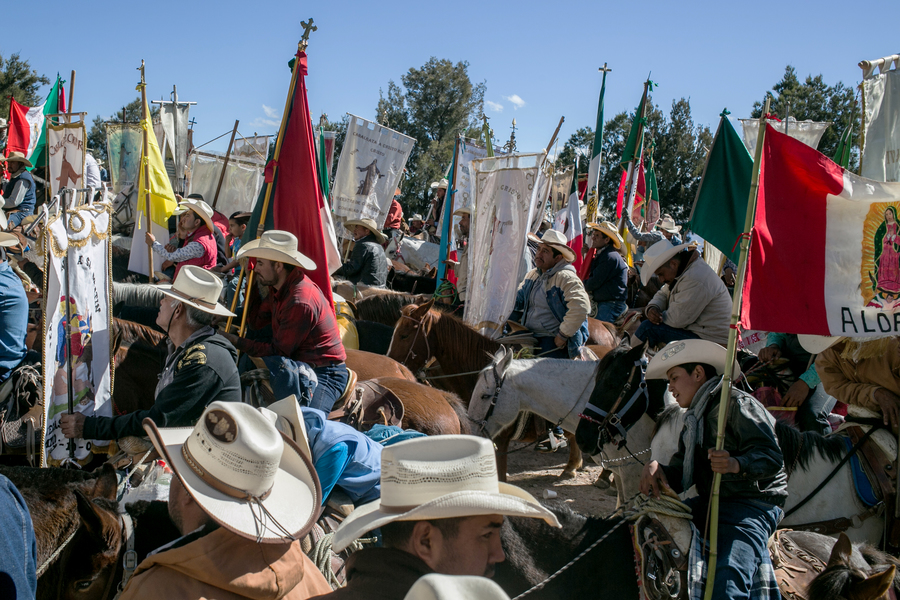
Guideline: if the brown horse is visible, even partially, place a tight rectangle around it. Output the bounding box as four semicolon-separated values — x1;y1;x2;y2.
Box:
387;300;606;479
587;318;619;347
351;292;442;327
110;318;168;416
345;349;416;382
369;377;470;435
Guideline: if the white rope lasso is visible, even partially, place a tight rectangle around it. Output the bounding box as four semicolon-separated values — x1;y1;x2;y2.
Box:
599;447;651;467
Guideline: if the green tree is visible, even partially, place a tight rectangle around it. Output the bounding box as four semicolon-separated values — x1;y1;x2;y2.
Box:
0;53;50;120
87;98;158;163
376;58;486;214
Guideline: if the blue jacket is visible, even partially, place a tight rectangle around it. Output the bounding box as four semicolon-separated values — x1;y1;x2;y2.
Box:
0;262;28;382
2;171;36;229
583;246;628;304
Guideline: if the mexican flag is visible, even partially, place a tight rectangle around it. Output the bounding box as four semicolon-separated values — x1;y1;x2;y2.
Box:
6;76;65;169
584;69;608;223
554;162;583;272
741;125;900;338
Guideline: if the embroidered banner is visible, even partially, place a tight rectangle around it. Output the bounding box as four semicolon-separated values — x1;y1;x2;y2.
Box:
186;151;264;218
47;122;86;196
105;123;143;194
861;67;900;182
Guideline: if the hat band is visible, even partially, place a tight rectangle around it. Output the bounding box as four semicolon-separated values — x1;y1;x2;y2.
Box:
379;502;423;514
168;287;219;310
181;441;274;502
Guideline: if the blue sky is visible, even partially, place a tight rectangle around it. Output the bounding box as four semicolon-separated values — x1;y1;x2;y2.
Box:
4;0;894;158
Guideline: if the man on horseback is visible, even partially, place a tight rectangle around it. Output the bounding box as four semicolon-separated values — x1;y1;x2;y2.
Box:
144;197;219;279
633;240;731;347
640;339;787;600
582;222;628;322
60;266;241;441
319;436;560;600
333;218;389;287
0;228;28;384
222;230;349;413
1;152;37;229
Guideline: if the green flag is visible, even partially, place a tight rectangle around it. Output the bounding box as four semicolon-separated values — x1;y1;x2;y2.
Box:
28;75;64;171
689;112;752;264
620;84;648;167
645;146;660;224
832;124;853;169
317;126;331;201
586;69;608;193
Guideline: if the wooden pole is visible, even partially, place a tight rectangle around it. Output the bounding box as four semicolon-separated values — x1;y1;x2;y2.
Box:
617;80;650;254
139;60;155;283
703;97;770;600
67;70;75;123
212;119;239;210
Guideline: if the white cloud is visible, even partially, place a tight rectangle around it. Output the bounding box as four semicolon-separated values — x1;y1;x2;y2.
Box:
505;94;526;109
485;100;504;113
262;104;279;118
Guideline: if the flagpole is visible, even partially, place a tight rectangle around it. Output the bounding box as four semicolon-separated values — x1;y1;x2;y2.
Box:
586;63;611;224
703;97;770;600
436;135;461;282
139;61;155;284
617;79;650;237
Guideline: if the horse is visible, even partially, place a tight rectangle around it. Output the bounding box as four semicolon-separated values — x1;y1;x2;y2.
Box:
368;377;470;435
345;349;416;381
110;317;168;417
352;292;441;327
353;320;395;355
387;268;437;295
809;532;899;600
576;343;886;545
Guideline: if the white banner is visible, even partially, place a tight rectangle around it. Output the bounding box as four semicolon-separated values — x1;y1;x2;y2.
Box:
42;203;113;466
862;68;900;183
464;153;544;337
186;151;264;218
437;139;490;251
530;166;551;233
331;115;415;232
549;167;574;216
740;117;830;154
233;135;269;162
105;123;142;194
159;103;191;187
47;122;86;197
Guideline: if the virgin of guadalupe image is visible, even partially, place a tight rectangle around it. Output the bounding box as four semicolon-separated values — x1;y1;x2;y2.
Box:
868;206;900;308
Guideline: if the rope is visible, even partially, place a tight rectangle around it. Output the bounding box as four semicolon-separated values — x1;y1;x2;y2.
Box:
599;447;651;466
433;280;458;305
421;368;485;381
309;531;376;589
36;527;78;577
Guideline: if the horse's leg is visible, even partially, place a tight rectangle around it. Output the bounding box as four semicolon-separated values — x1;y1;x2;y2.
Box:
560;431;582;479
494;425;516;483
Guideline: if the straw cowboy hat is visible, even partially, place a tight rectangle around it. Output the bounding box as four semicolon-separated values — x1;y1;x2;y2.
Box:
237;230;317;270
0;231;17;248
173;197;216;235
797;334;842;355
344;218;387;244
453;205;472;217
263;395;312;462
143;401;321;543
332;435;560;552
658;216;682;234
403;574;511;600
1;151;33;169
157;265;236;317
646;339;742;381
430;179;449;190
409;213;424;222
528;229;575;263
586;221;623;249
640;240;691;286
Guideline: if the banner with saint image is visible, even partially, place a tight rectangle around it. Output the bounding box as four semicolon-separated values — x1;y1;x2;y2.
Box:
47;121;86;196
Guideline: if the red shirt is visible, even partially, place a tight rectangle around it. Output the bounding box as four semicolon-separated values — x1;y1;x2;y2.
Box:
383;199;403;230
236;268;346;367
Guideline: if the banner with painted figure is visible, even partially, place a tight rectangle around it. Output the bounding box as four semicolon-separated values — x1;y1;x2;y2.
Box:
159;104;191;189
331;115;415;235
47;122;86;196
105;123;142;194
465;153;543;337
740;116;830;154
42;203;113;466
861;66;900;182
187;151;264;218
550;167;574;216
233;135;270;162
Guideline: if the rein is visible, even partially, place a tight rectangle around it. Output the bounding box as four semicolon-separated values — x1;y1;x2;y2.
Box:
36;527;78;577
579;358;649;455
398;313;431;367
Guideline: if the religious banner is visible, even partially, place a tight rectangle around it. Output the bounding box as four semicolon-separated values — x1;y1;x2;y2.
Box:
529;167;551;233
233;134;270;162
438;138;490;252
550;167;574;216
742;126;900;338
187;151;264;218
861;66;900;182
740;116;830;154
105;123;142;194
47;121;86;196
465;153;543;337
42;203;113;466
331;115;415;235
316;130;337;180
159;103;190;189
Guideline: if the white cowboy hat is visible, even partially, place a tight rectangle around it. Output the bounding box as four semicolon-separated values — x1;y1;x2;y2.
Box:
658;216;682;234
453;205;472;217
0;208;8;231
262;395;312;462
173;198;216;235
332;435;560;552
142;401;321;543
797;334;842;355
0;232;17;247
1;151;33;169
157;265;236;317
528;229;575;263
586;221;623;250
403;574;511;600
410;213;424;222
640;240;690;286
646;339;741;381
430;179;449;190
344;218;387;244
238;230;317;270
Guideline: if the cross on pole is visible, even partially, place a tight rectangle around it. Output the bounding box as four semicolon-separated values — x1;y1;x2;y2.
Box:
599;62;612;75
188;117;197;130
300;18;317;50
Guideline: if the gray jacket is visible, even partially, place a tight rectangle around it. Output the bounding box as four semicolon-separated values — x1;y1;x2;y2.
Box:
334;234;389;287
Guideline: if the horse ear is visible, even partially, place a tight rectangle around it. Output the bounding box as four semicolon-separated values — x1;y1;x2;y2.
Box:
89;463;119;501
345;300;359;320
74;490;117;548
827;532;854;569
849;564;895;600
411;300;433;320
500;346;514;373
625;341;646;363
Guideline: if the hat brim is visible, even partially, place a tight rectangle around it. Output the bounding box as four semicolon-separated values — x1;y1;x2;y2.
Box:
237;239;317;271
660;224;682;233
641;242;690;287
333;484;561;552
587;224;622;249
530;235;575;263
797;334;842;355
1;155;33;168
646;340;741;381
453;207;472;217
157;285;236;317
344;220;387;244
143;418;321;543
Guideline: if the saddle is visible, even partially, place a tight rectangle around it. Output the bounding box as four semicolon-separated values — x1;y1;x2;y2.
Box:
0;363;43;464
632;515;689;600
769;529;830;600
329;380;404;432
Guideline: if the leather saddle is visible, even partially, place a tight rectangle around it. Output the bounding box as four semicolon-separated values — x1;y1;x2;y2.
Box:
329;380;404;432
0;362;43;463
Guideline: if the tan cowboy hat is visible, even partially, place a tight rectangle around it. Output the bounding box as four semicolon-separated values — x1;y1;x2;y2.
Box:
430;179;449;190
658;216;682;234
586;221;623;249
157;265;236;317
646;339;741;381
453;205;472;217
173;198;216;235
1;151;33;169
344;218;387;244
528;229;575;263
143;401;321;543
797;334;842;355
332;435;560;552
238;230;317;270
404;574;511;600
262;395;312;462
640;240;690;286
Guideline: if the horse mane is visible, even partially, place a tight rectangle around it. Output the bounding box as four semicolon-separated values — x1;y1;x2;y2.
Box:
651;403;685;440
774;421;845;472
428;308;501;373
355;293;429;326
112;317;166;348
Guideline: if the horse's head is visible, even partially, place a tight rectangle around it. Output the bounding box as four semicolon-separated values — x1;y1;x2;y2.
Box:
575;341;650;456
808;533;897;600
468;347;516;438
386;299;437;373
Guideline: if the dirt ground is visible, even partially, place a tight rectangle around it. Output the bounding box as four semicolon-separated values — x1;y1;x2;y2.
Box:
505;441;619;517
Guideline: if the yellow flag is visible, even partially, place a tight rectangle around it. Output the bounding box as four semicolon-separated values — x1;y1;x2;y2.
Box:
136;94;176;227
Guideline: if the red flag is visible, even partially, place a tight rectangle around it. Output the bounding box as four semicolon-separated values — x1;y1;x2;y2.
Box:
615;169;627;219
6;99;33;156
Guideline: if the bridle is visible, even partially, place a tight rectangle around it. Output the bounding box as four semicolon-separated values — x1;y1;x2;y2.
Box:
579;357;649;455
397;312;432;367
476;360;507;435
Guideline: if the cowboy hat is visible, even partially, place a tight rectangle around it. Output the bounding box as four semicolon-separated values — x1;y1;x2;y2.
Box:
262;395;312;462
430;179;449;190
453;205;472;217
646;339;741;381
586;222;623;249
0;232;19;248
344;218;387;244
173;197;216;235
409;213;424;222
332;435;560;552
1;151;33;169
797;334;842;355
143;401;321;543
157;265;236;317
403;574;511;600
640;240;690;287
658;216;682;234
238;230;317;270
528;229;575;263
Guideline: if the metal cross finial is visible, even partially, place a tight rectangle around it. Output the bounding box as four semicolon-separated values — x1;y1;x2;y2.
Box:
188;117;197;130
319;113;328;128
301;19;317;43
599;62;612;73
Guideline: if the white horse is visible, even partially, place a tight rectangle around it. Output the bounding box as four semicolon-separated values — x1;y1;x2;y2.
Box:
385;235;440;272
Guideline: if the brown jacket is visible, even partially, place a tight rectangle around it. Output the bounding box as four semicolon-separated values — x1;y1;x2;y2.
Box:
118;526;332;600
311;548;433;600
816;338;900;412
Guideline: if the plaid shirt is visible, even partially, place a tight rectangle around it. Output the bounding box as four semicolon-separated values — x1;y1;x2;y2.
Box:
235;268;346;367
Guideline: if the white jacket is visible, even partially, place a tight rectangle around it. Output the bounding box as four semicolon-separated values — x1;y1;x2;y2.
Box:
646;257;731;344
